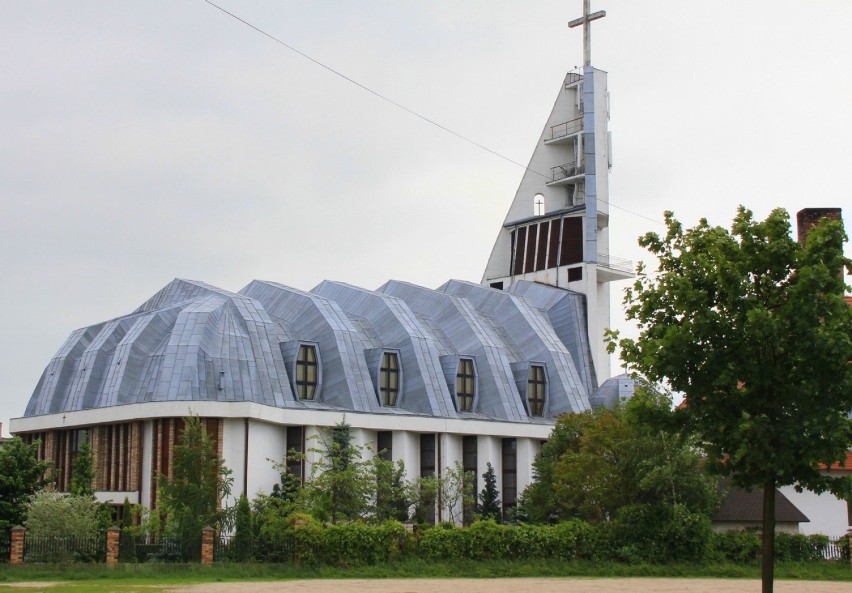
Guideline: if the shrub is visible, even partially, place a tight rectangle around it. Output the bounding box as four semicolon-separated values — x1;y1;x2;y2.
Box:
708;529;761;563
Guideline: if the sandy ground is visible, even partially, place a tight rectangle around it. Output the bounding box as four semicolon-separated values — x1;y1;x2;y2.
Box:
164;579;852;593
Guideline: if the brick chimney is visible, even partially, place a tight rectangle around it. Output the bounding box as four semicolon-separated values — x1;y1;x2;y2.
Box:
796;208;842;244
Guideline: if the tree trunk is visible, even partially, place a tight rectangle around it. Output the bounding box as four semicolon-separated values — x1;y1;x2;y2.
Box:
761;479;776;593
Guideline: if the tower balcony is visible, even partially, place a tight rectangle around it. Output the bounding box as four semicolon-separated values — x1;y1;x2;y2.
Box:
544;117;583;145
546;162;584;186
596;253;634;282
564;71;583;87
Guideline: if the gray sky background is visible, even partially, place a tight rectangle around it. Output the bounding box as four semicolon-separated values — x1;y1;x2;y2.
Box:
2;1;850;434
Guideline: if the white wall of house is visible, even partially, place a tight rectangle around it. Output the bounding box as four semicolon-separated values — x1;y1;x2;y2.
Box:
779;485;850;537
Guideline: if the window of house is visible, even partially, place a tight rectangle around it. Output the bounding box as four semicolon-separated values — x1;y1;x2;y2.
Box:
502;438;517;518
295;345;319;400
379;351;400;406
377;431;393;461
456;358;475;412
533;193;545;216
528;365;546;416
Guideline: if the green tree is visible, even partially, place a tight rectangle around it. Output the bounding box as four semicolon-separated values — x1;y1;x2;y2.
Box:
611;207;852;591
232;494;253;561
372;456;412;522
25;490;101;539
525;388;717;524
0;437;49;531
438;461;474;525
69;434;95;497
157;414;233;559
478;462;501;522
300;419;372;523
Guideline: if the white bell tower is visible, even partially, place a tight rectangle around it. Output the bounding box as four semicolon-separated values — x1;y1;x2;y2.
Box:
481;1;632;384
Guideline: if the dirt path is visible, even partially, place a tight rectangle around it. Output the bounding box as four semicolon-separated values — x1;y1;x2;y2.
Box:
165;578;852;593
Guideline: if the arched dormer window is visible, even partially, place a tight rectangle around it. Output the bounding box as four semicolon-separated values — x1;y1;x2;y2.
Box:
295;344;319;400
527;364;546;416
379;351;400;406
456;358;475;412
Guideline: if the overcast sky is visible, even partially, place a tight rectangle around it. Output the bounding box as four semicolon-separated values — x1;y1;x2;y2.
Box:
2;1;850;434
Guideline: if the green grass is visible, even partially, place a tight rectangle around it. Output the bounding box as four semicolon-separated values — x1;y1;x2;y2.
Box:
0;559;849;588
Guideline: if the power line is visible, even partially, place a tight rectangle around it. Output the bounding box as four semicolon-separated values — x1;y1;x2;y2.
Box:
202;0;664;227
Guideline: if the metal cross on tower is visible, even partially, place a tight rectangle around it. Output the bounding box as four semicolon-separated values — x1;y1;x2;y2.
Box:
568;0;606;67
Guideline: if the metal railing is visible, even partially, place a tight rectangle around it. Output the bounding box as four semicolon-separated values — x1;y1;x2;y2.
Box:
0;530;9;563
597;253;633;274
215;534;295;563
564;71;583;86
550;162;583;182
119;533;191;563
548;117;583;141
24;534;105;563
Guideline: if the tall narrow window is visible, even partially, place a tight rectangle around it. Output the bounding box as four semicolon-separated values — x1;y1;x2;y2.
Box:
377;431;393;461
502;438;517;518
528;365;546;416
456;358;475;412
286;426;304;482
295;345;318;400
533;193;545;216
379;352;400;406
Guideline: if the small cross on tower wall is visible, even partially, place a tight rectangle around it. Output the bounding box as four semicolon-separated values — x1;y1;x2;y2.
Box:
568;0;606;67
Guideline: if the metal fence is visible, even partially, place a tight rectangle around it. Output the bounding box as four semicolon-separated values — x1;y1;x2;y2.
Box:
0;530;9;563
215;534;295;563
24;534;105;563
119;533;195;563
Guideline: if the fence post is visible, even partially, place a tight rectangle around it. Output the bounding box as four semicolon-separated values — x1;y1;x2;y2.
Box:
105;526;121;565
10;526;25;565
201;526;214;565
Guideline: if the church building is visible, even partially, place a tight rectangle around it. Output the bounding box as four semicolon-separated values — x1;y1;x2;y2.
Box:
10;3;633;521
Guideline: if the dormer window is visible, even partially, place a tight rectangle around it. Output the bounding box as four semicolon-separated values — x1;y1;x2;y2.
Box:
295;345;319;400
456;358;475;412
528;365;546;416
379;351;400;406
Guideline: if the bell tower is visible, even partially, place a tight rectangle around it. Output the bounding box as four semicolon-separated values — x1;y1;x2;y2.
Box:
481;1;632;383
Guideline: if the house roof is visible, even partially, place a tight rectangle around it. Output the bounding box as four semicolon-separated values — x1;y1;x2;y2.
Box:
819;451;852;471
713;479;809;524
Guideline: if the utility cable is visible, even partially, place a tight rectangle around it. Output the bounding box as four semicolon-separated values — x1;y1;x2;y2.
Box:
202;0;664;227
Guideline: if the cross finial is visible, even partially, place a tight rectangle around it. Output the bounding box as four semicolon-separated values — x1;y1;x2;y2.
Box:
568;0;606;67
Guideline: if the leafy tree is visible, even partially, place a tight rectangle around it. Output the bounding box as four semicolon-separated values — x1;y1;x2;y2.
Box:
611;207;852;592
372;456;412;522
411;475;438;525
25;490;101;539
69;434;95;497
157;414;233;559
0;437;49;531
478;462;501;522
437;461;474;525
523;387;718;527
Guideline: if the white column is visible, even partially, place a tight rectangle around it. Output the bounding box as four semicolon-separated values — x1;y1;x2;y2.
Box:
393;431;420;481
140;420;153;508
221;418;247;504
304;425;324;480
477;435;502;498
516;438;540;496
245;420;287;499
